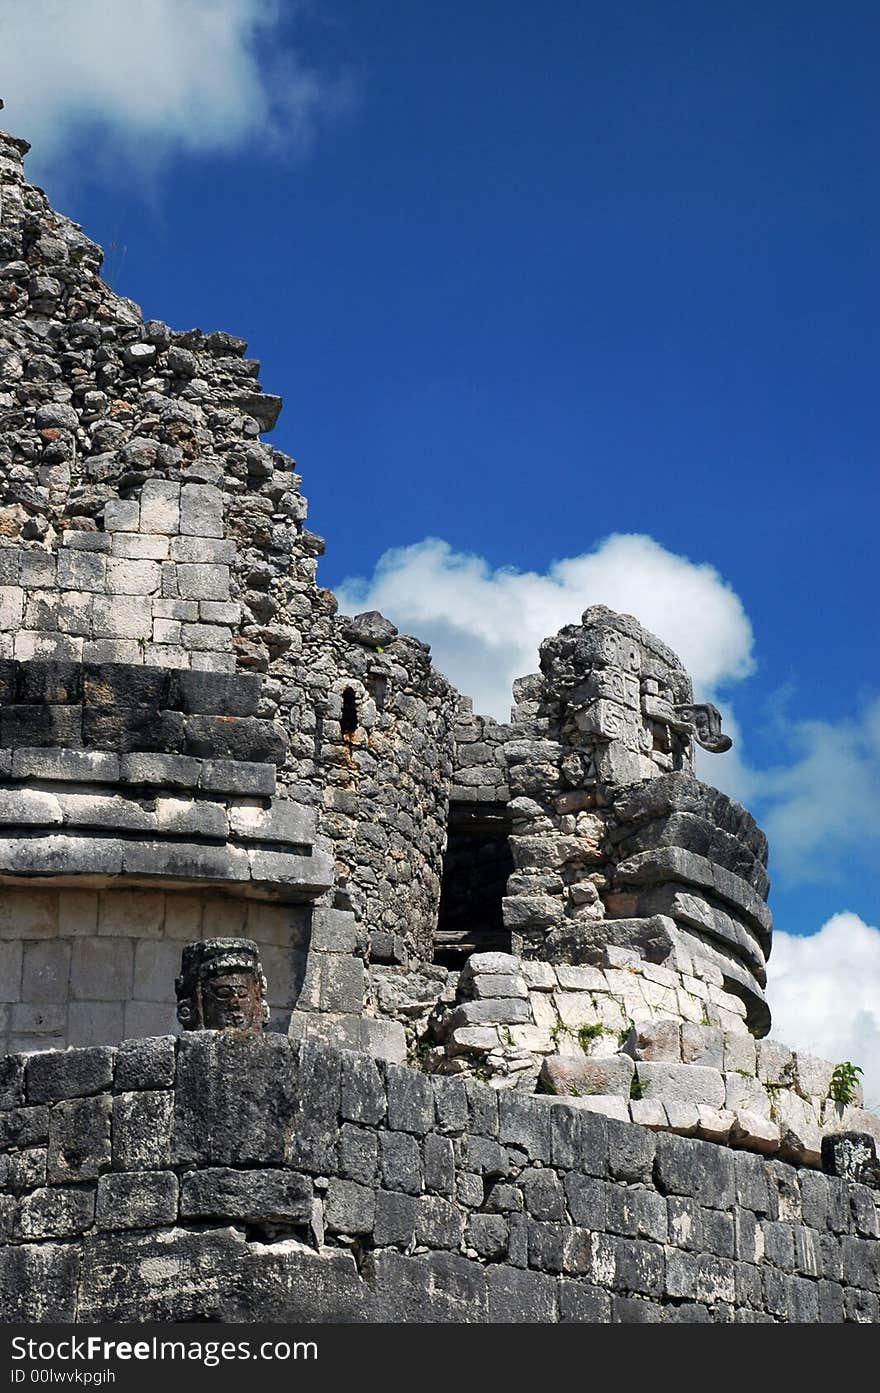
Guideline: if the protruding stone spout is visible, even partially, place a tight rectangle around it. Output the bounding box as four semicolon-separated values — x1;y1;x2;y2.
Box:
674;702;733;753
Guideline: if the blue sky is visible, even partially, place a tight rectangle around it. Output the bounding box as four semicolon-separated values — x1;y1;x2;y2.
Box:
2;1;878;1087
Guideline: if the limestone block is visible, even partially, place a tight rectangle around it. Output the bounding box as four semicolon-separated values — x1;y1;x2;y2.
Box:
447;1026;500;1056
26;1046;115;1103
724;1071;770;1116
111;532;169;560
554;992;603;1030
181;622;231;651
104;499;140;532
132;940;184;1003
91;594;152;639
19;553;56;588
96;1172;178;1231
791;1051;834;1103
530;992;559;1031
774;1090;823;1166
680;1023;723;1069
694;1105;734;1143
139;481;180;534
56;792;156;833
154;598;199;620
757;1039;795;1086
0;586;23;631
189;652;235;672
152;619;181;645
729;1110;780;1154
163;895;202;940
21;940;71;1005
83;639;143;665
0;941;23;1002
228;800;315;845
471;974;529;1000
0;888;59;939
18;1187;94;1241
723;1029;756;1075
56;550;106;592
199;601;240;624
555;964;607;992
0;787;62;827
539;1053;634;1098
143;644;190;668
155;796;227;839
13;749;120;787
180;483;223;538
622;1018;681;1062
98;890;165;939
565;1094;630;1122
180;1168;311;1224
47;1094;111;1182
629;1098;669;1130
177;564;230;601
14;632;83;663
172;1032;298;1166
635;1062;725;1109
112;1090;174;1170
106;558;161;596
169;536;235;563
463;951;521;977
661;1101;701;1136
360;1016;407;1064
520;961;556;991
69;939;133;1001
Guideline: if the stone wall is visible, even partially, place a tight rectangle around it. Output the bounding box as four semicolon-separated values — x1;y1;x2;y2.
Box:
0;887;310;1053
0;1033;877;1323
0;127;460;965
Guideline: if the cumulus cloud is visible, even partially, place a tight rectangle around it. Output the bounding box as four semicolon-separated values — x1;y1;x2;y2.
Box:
768;913;880;1109
0;0;353;174
336;533;755;719
754;700;880;885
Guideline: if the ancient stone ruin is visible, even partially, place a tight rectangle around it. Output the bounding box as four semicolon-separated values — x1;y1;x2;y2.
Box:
0;125;878;1323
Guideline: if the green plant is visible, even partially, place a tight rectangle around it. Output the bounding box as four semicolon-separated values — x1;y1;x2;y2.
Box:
617;1022;634;1049
829;1061;863;1106
630;1075;645;1101
577;1021;607;1052
549;1020;566;1049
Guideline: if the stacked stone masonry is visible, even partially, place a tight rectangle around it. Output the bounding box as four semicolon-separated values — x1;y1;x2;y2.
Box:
1;1035;878;1323
1;123;878;1323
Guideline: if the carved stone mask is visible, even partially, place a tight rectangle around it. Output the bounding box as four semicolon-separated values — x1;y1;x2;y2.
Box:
175;937;270;1033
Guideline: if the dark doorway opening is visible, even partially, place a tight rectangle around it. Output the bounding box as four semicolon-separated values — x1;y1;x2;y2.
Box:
434;801;514;968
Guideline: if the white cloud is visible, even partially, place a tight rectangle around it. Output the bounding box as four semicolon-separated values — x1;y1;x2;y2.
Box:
336;533;755;720
0;0;352;173
768;913;880;1110
754;701;880;885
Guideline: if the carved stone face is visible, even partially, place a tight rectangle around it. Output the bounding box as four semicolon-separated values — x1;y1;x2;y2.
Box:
200;969;265;1032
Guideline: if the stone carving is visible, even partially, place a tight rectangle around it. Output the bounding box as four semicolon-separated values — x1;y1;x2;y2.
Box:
674;702;733;753
175;938;270;1033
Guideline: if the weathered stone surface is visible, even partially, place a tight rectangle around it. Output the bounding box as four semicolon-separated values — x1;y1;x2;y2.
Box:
173;1031;297;1165
27;1046;115;1103
180;1168;312;1224
112;1090;174;1171
636;1062;726;1110
540;1054;635;1098
96;1171;179;1231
